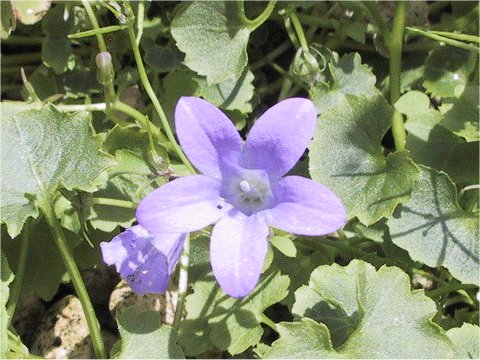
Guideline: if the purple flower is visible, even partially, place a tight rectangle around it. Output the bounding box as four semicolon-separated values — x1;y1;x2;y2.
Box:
136;97;347;298
100;225;185;295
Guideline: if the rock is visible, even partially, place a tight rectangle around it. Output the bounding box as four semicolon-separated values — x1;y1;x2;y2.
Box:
31;295;93;359
109;280;177;325
12;293;47;347
82;262;119;307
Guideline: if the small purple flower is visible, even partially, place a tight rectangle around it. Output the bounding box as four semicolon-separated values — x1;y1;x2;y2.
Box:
136;97;347;298
100;225;185;295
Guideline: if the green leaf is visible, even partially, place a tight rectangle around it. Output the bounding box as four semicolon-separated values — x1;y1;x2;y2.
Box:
196;67;255;114
10;0;51;25
309;53;379;113
0;104;114;238
1;1;15;39
171;1;251;84
114;304;185;359
178;267;289;356
1;252;14;358
42;35;73;75
439;85;479;142
309;95;419;225
422;47;476;97
447;323;480;359
2;219;81;301
403;105;479;184
394;90;431;116
388;166;479;285
41;5;74;74
144;43;183;74
270;236;296;258
266;260;454;358
86;126;167;232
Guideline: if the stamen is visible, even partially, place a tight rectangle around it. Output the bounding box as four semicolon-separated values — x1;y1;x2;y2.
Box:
239;180;251;192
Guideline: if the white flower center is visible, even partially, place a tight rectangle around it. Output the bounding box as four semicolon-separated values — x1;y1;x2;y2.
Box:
222;169;274;215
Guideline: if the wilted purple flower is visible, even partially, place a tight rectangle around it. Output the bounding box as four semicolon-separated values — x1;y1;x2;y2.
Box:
100;225;185;295
136;96;347;298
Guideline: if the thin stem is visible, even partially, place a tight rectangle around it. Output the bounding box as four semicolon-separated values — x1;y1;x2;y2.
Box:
294;12;338;30
173;234;190;331
362;1;391;47
136;1;145;45
389;1;407;151
41;203;106;359
55;102;107;112
406;27;480;53
81;0;107;52
6;221;32;324
260;314;277;332
427;283;478;298
68;24;128;39
112;100;168;143
91;197;137;209
242;1;276;31
251;40;291;71
289;11;309;51
126;25;195;174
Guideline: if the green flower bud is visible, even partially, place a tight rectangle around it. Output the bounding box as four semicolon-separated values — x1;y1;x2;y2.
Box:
96;51;115;86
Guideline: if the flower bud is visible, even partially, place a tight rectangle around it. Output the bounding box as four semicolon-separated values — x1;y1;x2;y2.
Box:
95;51;114;86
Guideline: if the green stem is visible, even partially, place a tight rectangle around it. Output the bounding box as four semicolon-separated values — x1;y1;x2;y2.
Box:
173;234;190;331
260;314;277;332
91;197;137;209
427;283;478;298
55;102;107;112
389;1;407;152
81;0;108;52
136;1;145;45
251;40;291;71
68;24;128;39
82;0;117;105
112;100;168;143
126;25;195;174
294;12;338;30
242;1;276;31
289;11;309;51
406;27;480;53
41;203;106;359
6;221;32;324
362;1;391;47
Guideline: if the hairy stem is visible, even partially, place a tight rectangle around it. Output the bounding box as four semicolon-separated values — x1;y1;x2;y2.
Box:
126;25;195;174
389;1;407;151
6;221;32;324
91;197;137;209
173;234;190;331
41;203;106;359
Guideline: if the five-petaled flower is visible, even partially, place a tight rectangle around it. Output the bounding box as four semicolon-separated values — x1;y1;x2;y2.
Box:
132;96;347;298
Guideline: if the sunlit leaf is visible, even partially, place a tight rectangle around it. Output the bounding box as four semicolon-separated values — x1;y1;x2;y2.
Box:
266;260;454;358
171;1;252;84
114;304;185;359
0;104;114;237
388;166;479;285
178;267;289;356
309;95;419;225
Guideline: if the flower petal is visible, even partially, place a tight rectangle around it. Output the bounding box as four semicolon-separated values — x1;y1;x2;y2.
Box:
137;175;232;233
262;176;347;235
241;98;317;178
210;211;269;298
175;96;243;178
100;225;170;295
151;232;186;275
